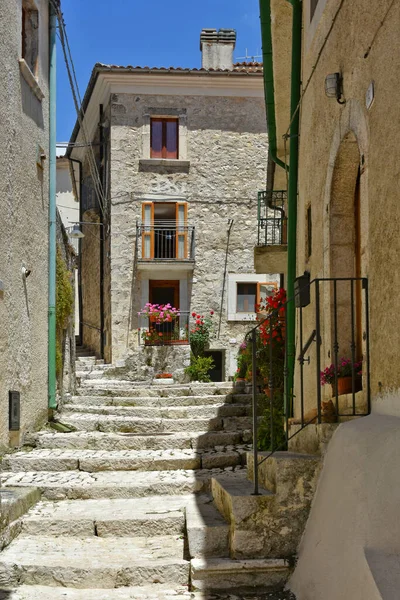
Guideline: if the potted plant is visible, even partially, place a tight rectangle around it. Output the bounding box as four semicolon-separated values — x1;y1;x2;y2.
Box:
139;303;180;345
320;358;363;395
189;311;214;356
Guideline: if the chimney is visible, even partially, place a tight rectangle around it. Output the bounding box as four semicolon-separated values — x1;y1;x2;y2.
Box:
200;28;236;70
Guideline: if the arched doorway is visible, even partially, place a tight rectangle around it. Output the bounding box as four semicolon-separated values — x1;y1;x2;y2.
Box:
329;131;363;362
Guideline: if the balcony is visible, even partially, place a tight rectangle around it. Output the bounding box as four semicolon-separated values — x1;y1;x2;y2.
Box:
138;311;190;346
255;190;288;275
136;222;195;271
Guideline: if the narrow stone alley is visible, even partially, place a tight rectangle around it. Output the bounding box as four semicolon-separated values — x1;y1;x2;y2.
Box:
0;352;294;598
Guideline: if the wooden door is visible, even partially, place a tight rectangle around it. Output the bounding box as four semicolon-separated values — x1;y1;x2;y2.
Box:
149;280;179;308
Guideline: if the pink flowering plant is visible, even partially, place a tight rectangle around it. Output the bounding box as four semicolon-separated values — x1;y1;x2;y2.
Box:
320;357;362;386
139;303;181;344
189;311;214;357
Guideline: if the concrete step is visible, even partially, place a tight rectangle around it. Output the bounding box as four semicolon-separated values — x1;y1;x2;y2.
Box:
0;584;195;599
55;413;253;434
191;557;290;593
60;403;249;419
1;468;245;500
0;534;189;588
21;496;188;537
31;430;249;451
67;394;234;407
186;495;229;559
3;448;244;473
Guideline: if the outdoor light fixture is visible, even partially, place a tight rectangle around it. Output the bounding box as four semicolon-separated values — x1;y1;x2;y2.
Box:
69;223;85;239
325;72;345;104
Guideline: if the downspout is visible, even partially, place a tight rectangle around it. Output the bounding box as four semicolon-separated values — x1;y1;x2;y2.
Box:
48;2;57;410
259;0;289;173
99;105;105;358
285;0;302;417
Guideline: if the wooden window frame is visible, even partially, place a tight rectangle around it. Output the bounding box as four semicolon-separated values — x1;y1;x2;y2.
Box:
150;118;179;159
256;281;279;313
141;201;188;259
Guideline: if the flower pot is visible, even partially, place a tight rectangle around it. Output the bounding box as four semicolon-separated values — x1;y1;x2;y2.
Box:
332;376;362;396
234;379;245;393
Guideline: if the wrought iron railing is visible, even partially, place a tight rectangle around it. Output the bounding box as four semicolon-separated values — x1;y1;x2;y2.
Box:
257;190;288;246
138;311;190;346
136;221;195;261
245;277;370;494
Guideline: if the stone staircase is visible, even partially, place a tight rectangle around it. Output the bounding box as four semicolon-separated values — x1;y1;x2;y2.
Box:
0;354;319;598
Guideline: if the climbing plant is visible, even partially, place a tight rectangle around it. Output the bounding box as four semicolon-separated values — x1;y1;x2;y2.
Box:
56;245;74;377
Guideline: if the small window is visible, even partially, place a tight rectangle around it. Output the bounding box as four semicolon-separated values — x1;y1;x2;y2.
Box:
257;281;279;311
310;0;319;20
150;118;179;159
22;1;39;76
306;206;312;259
237;283;257;313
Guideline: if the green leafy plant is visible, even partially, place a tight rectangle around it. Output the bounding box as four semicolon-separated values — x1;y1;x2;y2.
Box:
257;390;286;451
56;246;74;377
185;353;215;383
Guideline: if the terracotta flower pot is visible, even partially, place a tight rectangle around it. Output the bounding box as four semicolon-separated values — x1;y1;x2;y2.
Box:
332;376;362;396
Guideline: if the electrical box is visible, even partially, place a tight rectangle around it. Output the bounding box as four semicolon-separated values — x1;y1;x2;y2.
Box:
9;391;20;431
294;272;311;308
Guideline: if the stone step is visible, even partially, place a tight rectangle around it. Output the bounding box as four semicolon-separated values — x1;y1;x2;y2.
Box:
75;365;109;373
76;371;107;379
3;448;244;473
31;430;249;451
1;468;245;500
246;451;321;499
60;403;249;419
0;535;189;588
76;358;104;365
186;495;229;559
56;413;253;434
0;488;41;551
191;557;290;593
76;383;233;398
67;394;234;407
22;496;189;537
0;584;194;599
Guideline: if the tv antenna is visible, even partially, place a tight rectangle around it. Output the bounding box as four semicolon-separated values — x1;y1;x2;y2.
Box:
236;48;262;62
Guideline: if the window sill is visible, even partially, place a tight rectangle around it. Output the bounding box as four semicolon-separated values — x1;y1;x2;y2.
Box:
227;313;258;322
19;59;44;101
139;158;190;171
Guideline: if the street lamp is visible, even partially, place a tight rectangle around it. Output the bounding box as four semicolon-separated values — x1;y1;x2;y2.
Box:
68;221;104;239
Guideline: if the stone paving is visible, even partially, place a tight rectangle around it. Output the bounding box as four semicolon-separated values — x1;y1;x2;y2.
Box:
0;357;294;597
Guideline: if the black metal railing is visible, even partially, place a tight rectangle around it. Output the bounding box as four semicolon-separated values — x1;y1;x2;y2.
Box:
136;221;195;261
138;311;190;346
245;277;370;494
257;190;288;246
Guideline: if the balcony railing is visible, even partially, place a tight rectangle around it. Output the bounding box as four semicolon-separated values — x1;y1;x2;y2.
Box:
138;311;190;346
257;190;288;246
136;222;195;261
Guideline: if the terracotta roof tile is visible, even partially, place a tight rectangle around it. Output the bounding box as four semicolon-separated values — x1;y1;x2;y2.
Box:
94;61;263;74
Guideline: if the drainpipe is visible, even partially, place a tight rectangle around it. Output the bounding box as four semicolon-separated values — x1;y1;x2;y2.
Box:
259;0;289;173
48;2;57;410
285;0;302;417
99;105;105;359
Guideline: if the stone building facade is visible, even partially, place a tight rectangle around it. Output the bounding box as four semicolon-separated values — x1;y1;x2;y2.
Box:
0;0;52;449
263;1;400;598
68;29;276;380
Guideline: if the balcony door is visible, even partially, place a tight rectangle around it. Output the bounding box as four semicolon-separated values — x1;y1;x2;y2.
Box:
141;202;188;259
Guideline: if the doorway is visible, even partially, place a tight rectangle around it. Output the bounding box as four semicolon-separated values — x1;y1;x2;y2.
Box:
204;350;225;382
149;280;179;308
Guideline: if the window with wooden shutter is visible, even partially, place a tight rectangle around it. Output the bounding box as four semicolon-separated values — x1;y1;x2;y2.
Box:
150;118;179;159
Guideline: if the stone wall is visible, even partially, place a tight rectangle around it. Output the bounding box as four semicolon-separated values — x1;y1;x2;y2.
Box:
108;90;269;378
0;0;50;450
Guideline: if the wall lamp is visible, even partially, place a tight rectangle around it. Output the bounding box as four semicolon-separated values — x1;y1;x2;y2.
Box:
68;221;103;239
325;72;346;104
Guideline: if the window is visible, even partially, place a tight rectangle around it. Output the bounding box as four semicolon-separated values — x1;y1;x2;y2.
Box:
237;283;257;313
257;281;279;310
150;118;179;159
310;0;319;20
22;1;39;76
141;201;189;260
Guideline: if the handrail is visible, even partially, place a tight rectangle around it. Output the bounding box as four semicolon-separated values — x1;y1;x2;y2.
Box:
244;277;370;495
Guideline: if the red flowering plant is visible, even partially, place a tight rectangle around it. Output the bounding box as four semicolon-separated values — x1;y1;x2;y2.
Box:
189;311;214;357
256;288;287;390
320;358;362;386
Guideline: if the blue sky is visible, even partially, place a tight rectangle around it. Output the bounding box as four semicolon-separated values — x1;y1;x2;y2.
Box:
56;0;262;141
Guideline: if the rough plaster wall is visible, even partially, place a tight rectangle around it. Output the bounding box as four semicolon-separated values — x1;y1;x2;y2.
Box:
109;92;268;375
0;0;49;450
291;0;400;416
81;208;101;357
